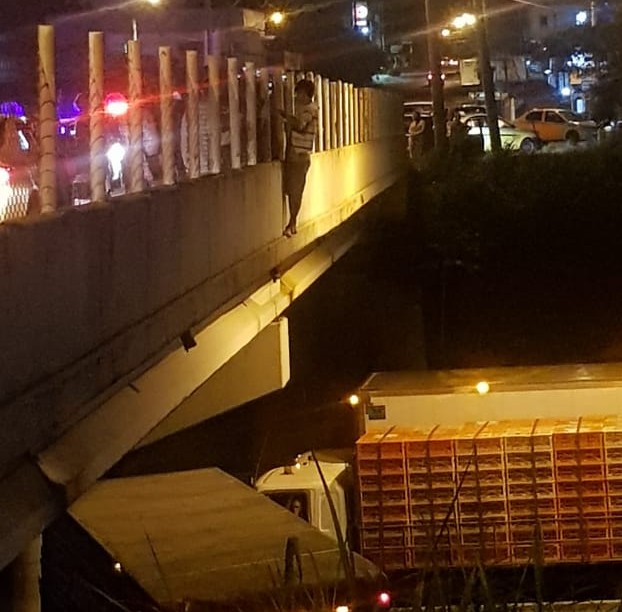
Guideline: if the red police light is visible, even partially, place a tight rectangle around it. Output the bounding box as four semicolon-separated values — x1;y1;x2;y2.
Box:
104;93;129;117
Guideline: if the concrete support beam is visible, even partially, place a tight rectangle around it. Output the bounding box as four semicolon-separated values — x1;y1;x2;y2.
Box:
37;228;358;505
11;538;42;612
0;461;62;571
139;318;290;447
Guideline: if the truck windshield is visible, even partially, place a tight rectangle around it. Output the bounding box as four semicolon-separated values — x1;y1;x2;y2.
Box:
265;491;309;521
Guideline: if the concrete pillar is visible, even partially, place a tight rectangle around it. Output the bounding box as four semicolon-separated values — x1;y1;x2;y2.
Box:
348;84;355;145
314;74;323;152
159;46;175;185
37;25;57;212
257;68;271;163
206;55;221;174
127;39;143;193
343;82;351;147
244;62;257;167
322;77;331;150
329;81;337;150
185;50;200;179
12;537;41;612
88;31;106;203
336;80;344;148
353;87;360;145
271;68;285;161
285;70;295;117
227;57;241;170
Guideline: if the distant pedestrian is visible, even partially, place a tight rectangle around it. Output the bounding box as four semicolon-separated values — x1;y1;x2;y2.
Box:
408;111;426;169
448;110;468;156
280;79;318;238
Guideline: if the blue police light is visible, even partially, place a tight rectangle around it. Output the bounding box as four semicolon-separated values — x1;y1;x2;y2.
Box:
0;101;26;118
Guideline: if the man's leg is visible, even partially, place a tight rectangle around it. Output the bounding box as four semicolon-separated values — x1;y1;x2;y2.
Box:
284;159;310;234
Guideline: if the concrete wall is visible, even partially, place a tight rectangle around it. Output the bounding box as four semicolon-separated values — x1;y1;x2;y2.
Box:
0;136;405;478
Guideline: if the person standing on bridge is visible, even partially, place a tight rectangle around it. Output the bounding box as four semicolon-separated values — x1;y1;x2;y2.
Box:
280;79;318;238
408;110;426;169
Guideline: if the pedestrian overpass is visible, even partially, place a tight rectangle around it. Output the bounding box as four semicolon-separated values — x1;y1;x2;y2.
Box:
0;27;406;604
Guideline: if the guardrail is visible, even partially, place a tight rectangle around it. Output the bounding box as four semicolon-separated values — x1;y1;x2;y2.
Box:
0;24;402;223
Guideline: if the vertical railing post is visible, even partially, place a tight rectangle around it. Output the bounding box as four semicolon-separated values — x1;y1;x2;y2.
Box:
127;39;143;193
88;31;106;203
285;70;295;117
186;50;200;179
362;89;369;141
348;84;355;145
159;46;175;185
271;68;285;161
245;61;257;166
227;57;241;170
322;77;331;151
38;25;57;212
353;87;360;145
329;81;337;150
314;74;323;152
206;54;221;174
257;68;271;163
336;80;344;148
343;82;351;147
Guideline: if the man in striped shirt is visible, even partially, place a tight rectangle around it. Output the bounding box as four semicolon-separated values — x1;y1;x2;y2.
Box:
280;79;318;238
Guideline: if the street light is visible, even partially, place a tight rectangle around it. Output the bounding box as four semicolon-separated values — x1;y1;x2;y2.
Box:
452;12;476;29
269;10;285;26
445;4;501;152
424;0;447;151
132;0;162;41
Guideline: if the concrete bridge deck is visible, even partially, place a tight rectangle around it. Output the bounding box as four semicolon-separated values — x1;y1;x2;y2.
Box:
1;125;406;571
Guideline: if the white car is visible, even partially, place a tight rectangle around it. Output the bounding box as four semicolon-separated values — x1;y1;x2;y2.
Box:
462;113;542;154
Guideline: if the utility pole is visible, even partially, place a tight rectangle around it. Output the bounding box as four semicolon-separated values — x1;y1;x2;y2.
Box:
474;0;501;151
424;0;447;151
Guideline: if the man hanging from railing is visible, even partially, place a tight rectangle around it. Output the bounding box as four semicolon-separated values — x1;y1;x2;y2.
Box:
279;79;318;238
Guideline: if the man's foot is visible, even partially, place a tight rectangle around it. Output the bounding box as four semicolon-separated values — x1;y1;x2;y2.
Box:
290;224;297;234
283;226;293;238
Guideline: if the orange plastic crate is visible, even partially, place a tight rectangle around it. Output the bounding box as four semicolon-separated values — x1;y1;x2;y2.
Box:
362;526;410;549
365;548;413;571
512;543;560;564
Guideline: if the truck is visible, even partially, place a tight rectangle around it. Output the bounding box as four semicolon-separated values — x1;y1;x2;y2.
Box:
256;363;622;604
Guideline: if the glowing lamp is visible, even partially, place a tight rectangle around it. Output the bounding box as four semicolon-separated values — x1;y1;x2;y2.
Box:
476;381;490;395
348;394;360;406
269;11;284;25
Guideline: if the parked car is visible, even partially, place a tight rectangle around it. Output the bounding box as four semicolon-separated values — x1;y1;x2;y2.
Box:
452;103;487;120
0;114;38;221
514;108;598;145
462;113;542;153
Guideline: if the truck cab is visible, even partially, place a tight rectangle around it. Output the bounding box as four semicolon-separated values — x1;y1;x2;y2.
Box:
255;451;352;543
